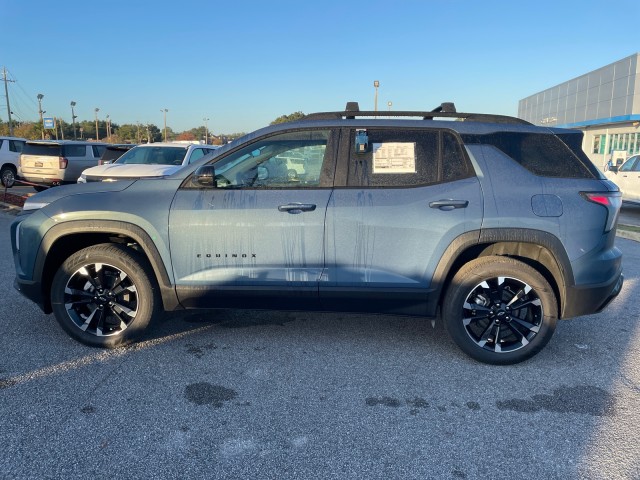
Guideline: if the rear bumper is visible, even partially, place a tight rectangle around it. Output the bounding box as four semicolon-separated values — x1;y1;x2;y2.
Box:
562;271;624;319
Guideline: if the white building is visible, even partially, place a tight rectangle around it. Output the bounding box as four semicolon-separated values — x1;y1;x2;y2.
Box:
518;53;640;170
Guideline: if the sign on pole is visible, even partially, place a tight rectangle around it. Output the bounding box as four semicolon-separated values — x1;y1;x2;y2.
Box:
43;117;55;129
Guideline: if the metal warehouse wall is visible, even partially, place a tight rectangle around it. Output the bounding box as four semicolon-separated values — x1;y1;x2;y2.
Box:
518;53;640;128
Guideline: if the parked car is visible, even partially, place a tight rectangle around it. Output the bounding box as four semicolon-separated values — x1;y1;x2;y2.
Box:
604;154;640;204
0;136;27;188
20;140;107;191
98;144;136;165
11;102;623;364
77;143;220;183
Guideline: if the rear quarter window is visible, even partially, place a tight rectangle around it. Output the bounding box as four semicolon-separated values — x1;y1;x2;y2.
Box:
462;132;597;178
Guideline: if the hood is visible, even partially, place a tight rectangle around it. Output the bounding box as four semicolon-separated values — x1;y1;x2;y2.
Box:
82;163;182;179
23;180;137;211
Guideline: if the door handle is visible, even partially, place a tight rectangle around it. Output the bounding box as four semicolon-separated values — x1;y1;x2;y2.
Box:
278;203;317;214
429;200;469;211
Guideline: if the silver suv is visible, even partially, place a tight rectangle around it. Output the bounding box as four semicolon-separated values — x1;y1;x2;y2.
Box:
20;140;107;190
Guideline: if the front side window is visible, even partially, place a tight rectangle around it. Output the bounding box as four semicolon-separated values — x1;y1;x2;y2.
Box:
620;157;638;172
188;148;206;164
210;130;331;189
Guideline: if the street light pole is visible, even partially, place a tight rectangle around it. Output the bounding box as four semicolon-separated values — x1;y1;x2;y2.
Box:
161;109;168;142
70;101;77;140
37;93;45;139
94;107;100;141
373;80;379;112
106;115;110;141
203;117;209;144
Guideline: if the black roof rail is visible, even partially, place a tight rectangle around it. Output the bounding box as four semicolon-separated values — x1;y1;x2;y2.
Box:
304;102;532;125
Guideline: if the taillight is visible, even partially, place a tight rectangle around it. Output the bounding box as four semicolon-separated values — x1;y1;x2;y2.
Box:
580;191;622;232
59;157;68;169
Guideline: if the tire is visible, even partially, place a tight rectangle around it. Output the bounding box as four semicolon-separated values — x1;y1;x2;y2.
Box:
51;244;160;348
1;165;16;188
442;256;557;365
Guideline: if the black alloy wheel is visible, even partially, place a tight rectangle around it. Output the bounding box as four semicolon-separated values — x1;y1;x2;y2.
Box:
443;256;557;365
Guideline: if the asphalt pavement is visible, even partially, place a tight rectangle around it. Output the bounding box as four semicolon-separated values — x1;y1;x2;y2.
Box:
1;209;639;479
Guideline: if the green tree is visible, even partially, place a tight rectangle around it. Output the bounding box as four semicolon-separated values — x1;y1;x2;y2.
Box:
270;111;305;125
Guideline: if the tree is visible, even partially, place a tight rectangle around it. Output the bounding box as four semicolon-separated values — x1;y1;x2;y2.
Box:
270;111;305;125
176;132;196;141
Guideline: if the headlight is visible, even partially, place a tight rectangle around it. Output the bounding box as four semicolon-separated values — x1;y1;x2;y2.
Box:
22;199;50;211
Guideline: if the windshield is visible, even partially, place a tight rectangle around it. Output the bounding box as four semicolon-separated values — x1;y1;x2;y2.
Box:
115;146;187;165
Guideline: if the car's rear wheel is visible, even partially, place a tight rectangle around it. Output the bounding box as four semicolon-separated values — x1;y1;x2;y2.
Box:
51;244;160;348
1;165;16;188
443;256;557;365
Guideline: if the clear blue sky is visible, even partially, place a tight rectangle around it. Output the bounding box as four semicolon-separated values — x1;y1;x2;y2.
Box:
1;0;638;134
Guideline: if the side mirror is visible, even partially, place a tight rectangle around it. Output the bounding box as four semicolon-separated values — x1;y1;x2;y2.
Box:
192;164;217;187
609;165;619;173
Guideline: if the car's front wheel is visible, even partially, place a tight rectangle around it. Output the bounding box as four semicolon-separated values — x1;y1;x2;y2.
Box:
51;244;160;348
443;256;557;365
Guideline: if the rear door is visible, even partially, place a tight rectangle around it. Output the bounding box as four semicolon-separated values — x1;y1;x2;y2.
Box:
322;127;483;315
62;144;96;181
169;128;338;309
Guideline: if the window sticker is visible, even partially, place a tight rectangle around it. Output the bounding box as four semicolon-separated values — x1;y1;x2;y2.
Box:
372;142;416;174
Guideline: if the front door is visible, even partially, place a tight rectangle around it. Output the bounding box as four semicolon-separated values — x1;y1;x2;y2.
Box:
169;129;337;309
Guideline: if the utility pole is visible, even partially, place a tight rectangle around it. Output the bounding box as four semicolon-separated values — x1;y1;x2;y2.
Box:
94;107;100;141
70;101;77;140
161;108;168;141
37;94;45;139
203;117;209;144
2;67;15;136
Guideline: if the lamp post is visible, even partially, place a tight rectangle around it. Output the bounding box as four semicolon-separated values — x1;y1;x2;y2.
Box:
70;101;77;140
106;114;110;141
373;80;379;112
161;108;168;142
203;117;209;144
37;93;45;139
94;107;100;141
387;101;392;112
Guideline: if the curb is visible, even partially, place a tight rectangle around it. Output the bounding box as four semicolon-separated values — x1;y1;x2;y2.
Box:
616;228;640;243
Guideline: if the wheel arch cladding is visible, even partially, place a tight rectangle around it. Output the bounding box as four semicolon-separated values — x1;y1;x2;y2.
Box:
37;220;180;314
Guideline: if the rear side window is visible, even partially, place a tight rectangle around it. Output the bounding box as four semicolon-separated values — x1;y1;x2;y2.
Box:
347;129;472;187
62;145;87;157
23;143;63;156
462;132;597;178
